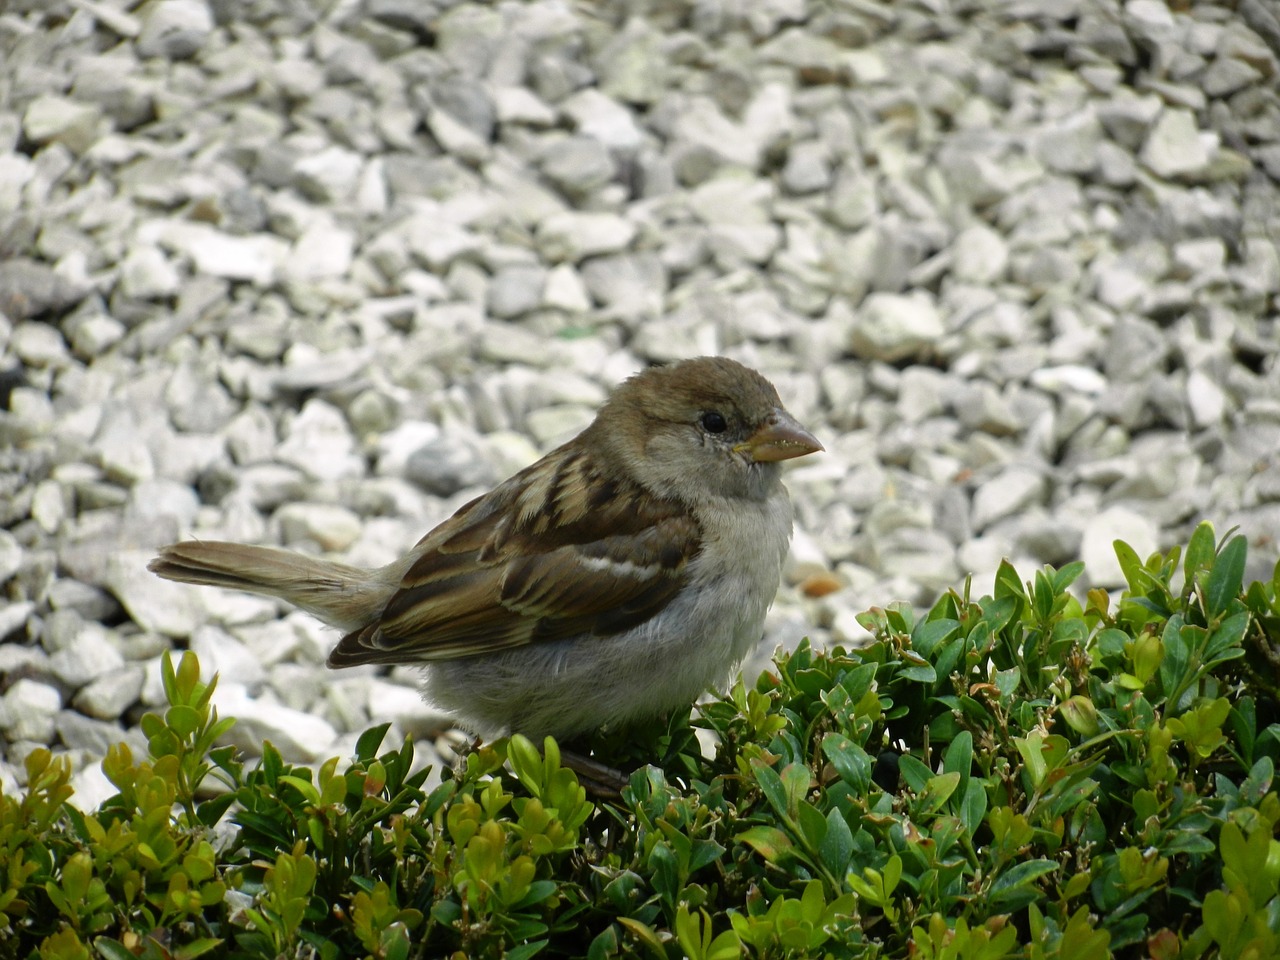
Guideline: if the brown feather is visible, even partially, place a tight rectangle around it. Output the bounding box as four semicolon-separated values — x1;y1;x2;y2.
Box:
324;447;702;667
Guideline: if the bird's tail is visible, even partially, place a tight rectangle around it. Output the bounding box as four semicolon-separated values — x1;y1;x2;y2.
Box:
149;540;395;633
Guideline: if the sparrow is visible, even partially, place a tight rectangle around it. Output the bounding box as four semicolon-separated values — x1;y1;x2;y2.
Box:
149;357;822;743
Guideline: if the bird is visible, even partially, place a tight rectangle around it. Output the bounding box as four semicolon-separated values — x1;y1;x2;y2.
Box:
149;356;822;744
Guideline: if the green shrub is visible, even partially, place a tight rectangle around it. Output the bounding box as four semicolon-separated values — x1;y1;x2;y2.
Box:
3;521;1280;959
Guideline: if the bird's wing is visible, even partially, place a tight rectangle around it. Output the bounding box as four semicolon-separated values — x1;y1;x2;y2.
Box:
327;447;701;666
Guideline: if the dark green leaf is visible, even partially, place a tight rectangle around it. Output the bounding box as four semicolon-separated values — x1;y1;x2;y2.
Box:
942;731;973;779
506;940;549;960
897;755;933;794
913;619;960;657
994;560;1026;600
355;723;392;763
1185;521;1216;582
1052;561;1085;594
822;734;871;792
989;859;1057;907
960;778;987;836
1206;534;1247;617
820;808;854;875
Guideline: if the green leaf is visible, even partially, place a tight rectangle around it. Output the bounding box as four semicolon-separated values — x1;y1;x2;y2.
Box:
1185;521;1216;582
505;941;548;960
1206;534;1247;617
753;760;803;824
92;939;136;960
354;723;392;762
989;859;1057;909
959;777;987;836
919;772;961;813
942;731;973;781
173;938;224;960
820;808;854;875
1014;734;1049;789
165;704;202;738
897;755;933;794
1052;561;1086;594
994;560;1026;600
913;619;960;657
1114;540;1144;594
737;826;795;863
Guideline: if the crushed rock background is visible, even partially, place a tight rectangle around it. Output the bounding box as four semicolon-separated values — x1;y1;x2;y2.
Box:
1;0;1278;806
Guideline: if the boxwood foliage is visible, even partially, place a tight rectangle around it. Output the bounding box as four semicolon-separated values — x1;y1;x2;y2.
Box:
4;521;1280;960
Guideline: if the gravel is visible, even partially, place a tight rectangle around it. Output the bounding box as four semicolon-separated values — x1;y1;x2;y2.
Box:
1;0;1277;802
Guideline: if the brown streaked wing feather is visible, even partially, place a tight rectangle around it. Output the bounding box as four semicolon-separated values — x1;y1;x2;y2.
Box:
327;447;702;667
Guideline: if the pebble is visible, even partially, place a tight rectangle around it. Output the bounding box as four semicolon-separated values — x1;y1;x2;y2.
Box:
135;0;213;60
191;625;267;689
276;399;365;482
104;550;199;638
73;666;146;720
1080;507;1161;588
537;211;636;262
47;623;126;688
1140;108;1213;179
404;430;499;497
971;466;1049;532
3;680;62;743
118;245;182;299
274;502;363;552
849;293;945;362
539;136;617;196
212;682;339;763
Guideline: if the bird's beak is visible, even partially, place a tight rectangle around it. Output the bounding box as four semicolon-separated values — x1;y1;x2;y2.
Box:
735;410;824;463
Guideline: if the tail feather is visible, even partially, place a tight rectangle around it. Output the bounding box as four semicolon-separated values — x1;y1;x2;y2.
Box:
149;541;395;633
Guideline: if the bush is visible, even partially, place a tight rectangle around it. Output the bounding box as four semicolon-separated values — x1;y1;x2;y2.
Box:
3;521;1280;959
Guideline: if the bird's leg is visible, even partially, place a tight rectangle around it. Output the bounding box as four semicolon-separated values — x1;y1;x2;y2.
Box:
557;746;628;798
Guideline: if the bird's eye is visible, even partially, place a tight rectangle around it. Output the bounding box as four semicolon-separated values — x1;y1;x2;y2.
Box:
700;411;728;433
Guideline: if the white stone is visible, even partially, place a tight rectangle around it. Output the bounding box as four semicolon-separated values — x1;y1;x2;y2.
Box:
1141;109;1213;179
119;245;181;299
537;211;636;262
285;223;355;281
69;315;126;357
951;224;1008;283
31;479;66;534
68;763;117;812
74;666;146;720
23;95;103;153
105;549;200;637
0;602;35;645
293;146;363;203
48;623;126;688
276;399;364;482
191;625;268;689
364;679;450;738
560;88;645;152
275;502;363;551
1186;369;1227;427
136;0;214;59
11;322;69;366
1029;365;1109;396
541;264;591;312
0;530;21;583
211;682;339;762
1081;507;1160;588
3;680;62;742
493;86;556;126
850;293;945;362
148;220;288;285
972;466;1047;531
